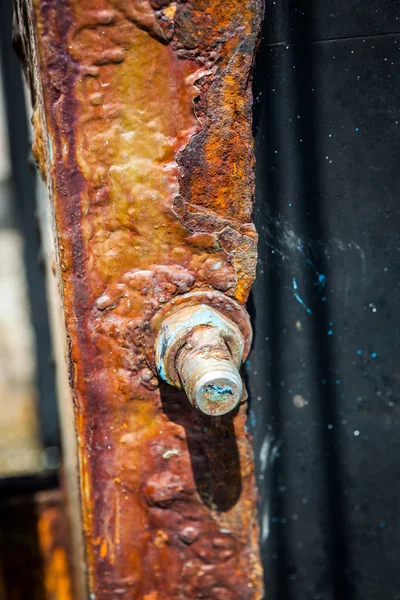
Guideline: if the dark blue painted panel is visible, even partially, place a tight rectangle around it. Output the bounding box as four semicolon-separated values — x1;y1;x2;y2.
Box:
264;0;400;45
250;30;400;600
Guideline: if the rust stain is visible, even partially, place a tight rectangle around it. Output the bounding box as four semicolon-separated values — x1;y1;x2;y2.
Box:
99;539;108;559
14;0;264;598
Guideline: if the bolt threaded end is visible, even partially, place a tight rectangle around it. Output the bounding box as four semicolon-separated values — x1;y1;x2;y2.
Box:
155;304;246;416
177;350;243;416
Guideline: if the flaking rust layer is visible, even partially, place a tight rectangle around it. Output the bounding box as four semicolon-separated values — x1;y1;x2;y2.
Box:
14;0;264;598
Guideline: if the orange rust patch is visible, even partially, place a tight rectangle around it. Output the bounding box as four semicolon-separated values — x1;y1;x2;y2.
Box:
99;539;108;558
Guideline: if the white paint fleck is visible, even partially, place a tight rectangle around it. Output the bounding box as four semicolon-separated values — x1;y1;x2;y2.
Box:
261;510;270;543
258;435;281;543
211;261;222;271
162;448;180;459
259;434;280;476
292;394;305;408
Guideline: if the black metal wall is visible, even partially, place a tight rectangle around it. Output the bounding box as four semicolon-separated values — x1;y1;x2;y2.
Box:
249;2;400;599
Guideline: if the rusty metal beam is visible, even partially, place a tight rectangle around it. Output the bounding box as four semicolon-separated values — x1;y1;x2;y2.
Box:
14;1;264;598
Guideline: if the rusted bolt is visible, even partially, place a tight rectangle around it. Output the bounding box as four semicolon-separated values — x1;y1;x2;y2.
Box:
155;305;245;416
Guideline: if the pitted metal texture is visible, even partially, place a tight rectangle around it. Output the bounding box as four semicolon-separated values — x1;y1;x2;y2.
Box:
14;0;264;598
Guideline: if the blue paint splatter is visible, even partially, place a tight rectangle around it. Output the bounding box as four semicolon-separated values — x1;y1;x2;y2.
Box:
357;349;362;355
294;293;313;314
306;259;316;271
204;383;234;403
292;278;313;315
306;259;326;291
327;330;333;336
335;379;341;385
371;352;377;359
316;274;326;289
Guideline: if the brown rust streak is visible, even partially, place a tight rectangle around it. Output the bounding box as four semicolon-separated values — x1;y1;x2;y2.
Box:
16;0;263;598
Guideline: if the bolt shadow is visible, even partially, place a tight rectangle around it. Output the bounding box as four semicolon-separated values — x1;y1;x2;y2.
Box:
160;384;242;512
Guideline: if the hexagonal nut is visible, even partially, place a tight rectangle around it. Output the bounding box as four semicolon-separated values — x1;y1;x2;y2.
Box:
155;304;245;389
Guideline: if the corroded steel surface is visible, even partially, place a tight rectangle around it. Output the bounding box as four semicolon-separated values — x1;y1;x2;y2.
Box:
155;303;245;415
14;0;264;598
0;489;72;600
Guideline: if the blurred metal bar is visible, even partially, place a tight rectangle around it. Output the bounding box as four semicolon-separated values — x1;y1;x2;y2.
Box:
0;488;72;600
0;0;58;449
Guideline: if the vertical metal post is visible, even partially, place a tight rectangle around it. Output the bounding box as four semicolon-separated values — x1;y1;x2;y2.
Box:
14;1;264;597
